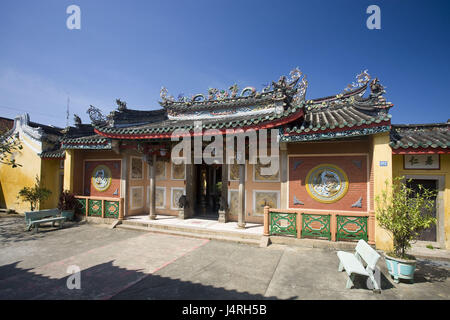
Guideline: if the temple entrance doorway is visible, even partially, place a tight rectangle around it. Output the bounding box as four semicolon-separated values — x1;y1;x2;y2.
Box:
194;164;222;218
406;179;437;242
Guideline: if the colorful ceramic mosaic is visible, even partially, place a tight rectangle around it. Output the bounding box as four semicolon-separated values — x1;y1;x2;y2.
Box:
91;165;112;192
305;164;348;203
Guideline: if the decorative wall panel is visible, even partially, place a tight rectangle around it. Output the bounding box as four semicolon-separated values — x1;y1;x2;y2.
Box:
84;160;121;198
289;155;368;211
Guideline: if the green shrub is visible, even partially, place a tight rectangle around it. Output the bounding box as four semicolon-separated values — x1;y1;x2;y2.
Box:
17;176;52;211
376;177;437;259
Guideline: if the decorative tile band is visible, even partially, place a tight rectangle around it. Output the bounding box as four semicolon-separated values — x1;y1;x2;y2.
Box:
281;125;391;142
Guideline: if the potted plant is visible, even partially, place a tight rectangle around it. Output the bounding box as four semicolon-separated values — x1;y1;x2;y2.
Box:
58;191;80;221
376;177;437;283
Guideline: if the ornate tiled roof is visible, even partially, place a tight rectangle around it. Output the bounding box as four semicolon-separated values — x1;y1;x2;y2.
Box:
158;68;308;120
94;102;305;138
390;122;450;151
106;109;167;127
281;78;392;141
61;134;112;149
83;69;313;139
74;69;394;143
59;120;112;150
28;121;63;137
39;148;65;159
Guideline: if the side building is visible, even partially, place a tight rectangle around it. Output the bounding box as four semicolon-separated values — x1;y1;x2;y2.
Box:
0;114;64;212
390;122;450;249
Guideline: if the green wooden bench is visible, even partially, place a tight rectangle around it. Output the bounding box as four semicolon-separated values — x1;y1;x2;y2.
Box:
24;209;66;233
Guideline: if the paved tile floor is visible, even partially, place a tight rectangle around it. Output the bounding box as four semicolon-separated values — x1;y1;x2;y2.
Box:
126;214;264;235
0;215;449;300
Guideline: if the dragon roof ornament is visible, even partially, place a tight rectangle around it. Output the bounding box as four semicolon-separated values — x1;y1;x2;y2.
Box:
369;77;386;98
87;105;106;125
343;70;371;93
159;67;309;106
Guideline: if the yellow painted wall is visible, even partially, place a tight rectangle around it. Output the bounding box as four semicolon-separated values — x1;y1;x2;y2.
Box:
0;135;42;212
392;153;450;249
63;149;75;193
370;132;394;251
40;158;63;209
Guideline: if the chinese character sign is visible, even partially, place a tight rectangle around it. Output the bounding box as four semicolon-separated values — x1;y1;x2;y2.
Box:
404;154;439;169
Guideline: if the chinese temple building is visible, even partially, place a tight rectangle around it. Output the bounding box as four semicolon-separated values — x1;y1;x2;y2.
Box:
5;69;448;251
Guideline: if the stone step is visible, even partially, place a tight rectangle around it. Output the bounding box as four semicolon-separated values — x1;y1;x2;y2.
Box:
120;219;261;240
116;223;261;246
410;246;450;262
269;235;360;251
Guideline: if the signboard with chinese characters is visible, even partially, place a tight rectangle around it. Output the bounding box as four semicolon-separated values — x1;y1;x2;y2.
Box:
404;154;440;170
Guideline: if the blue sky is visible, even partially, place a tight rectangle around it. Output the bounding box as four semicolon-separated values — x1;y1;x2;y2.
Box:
0;0;449;127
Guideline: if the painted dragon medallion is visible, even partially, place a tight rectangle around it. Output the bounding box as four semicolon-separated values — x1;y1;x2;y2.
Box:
91;165;112;192
305;164;348;203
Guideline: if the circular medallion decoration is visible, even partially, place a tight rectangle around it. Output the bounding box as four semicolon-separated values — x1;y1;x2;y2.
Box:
305;164;348;203
91;165;112;192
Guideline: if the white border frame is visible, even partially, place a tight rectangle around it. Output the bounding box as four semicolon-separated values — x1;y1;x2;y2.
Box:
149;160;167;180
286;153;370;213
130;156;144;180
147;186;166;209
171;163;186;181
227;189;247;214
253;162;280;182
82;159;123;197
170;187;186;210
228;162;247;182
130;186;144;210
253;189;280;216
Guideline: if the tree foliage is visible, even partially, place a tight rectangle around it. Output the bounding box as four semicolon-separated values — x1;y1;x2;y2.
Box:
18;176;52;211
0;127;23;168
376;176;437;259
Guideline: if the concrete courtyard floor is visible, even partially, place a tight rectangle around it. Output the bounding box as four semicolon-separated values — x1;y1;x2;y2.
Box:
0;215;449;300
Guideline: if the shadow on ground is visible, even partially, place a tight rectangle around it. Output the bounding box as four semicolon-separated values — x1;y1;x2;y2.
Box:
0;216;82;245
0;260;281;300
349;269;395;291
413;260;450;283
